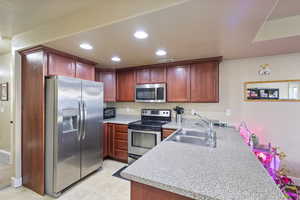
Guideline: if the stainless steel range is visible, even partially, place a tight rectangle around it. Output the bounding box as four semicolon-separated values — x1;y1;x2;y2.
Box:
128;109;171;164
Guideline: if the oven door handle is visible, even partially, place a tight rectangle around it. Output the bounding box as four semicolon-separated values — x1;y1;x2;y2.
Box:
128;129;161;135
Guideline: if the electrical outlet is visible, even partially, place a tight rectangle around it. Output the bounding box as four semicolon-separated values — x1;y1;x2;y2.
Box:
225;109;231;116
191;109;196;115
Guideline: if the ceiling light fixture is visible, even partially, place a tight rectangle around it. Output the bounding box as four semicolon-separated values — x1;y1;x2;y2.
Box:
134;30;148;39
111;56;121;62
80;43;93;50
156;49;167;56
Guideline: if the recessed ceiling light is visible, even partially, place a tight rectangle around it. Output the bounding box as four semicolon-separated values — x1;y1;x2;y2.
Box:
111;56;121;62
156;49;167;56
80;43;93;50
134;31;148;39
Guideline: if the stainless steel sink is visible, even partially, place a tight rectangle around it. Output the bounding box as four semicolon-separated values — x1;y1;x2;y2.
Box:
178;129;208;138
167;129;216;148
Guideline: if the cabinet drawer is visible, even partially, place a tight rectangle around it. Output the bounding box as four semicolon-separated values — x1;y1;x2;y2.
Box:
115;124;128;133
162;129;176;139
115;131;128;141
115;140;128;151
114;149;128;162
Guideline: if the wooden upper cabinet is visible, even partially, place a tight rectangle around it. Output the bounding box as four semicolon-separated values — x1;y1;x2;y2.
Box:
75;61;95;81
117;70;135;102
48;53;75;77
136;66;166;84
96;70;116;102
167;65;190;102
191;62;219;102
150;66;166;83
136;68;151;84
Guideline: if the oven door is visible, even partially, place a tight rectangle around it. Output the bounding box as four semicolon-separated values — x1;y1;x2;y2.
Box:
128;129;161;156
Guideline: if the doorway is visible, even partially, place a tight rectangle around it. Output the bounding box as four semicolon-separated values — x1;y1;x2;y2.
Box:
0;53;13;189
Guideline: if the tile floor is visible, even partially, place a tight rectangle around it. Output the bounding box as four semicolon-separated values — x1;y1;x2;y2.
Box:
0;160;130;200
0;162;13;189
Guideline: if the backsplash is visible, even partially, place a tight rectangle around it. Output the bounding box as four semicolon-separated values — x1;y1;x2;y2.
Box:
108;102;231;123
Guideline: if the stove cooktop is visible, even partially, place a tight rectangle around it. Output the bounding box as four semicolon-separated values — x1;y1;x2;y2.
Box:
128;120;169;132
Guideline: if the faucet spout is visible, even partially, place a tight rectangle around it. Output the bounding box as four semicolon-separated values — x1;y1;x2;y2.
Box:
193;112;216;148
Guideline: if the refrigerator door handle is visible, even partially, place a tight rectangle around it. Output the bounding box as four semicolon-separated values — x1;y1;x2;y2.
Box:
82;101;87;140
77;101;81;141
79;101;84;141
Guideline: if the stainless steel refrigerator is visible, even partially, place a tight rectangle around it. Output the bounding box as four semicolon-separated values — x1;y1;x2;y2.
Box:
45;76;103;197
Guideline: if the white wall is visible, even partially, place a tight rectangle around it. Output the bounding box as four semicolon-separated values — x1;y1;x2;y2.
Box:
0;53;12;153
113;52;300;178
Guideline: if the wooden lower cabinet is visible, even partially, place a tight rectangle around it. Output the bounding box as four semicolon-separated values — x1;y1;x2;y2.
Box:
162;128;176;139
103;123;128;163
114;124;128;163
131;182;193;200
103;123;115;158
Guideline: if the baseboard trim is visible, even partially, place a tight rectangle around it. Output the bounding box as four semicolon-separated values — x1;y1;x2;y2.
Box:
11;177;22;188
0;149;11;164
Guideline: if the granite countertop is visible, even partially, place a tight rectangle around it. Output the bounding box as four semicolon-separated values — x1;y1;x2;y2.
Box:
122;122;285;200
103;115;139;125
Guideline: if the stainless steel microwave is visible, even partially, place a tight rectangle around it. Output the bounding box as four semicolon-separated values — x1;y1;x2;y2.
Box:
135;83;166;103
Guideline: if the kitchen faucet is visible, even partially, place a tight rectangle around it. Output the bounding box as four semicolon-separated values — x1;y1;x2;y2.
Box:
193;112;217;148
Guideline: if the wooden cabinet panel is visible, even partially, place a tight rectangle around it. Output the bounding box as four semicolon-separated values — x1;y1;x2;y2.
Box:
103;124;109;158
131;182;193;200
21;50;46;195
167;65;190;102
115;124;128;132
75;61;95;81
117;70;135;102
48;53;75;77
101;71;116;102
136;68;150;84
150;66;166;83
115;132;128;141
115;140;128;151
162;129;176;139
114;150;128;163
136;66;166;84
191;62;219;102
114;124;128;163
107;123;115;158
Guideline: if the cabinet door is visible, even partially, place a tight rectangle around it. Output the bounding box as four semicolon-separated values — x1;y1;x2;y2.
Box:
167;65;190;102
48;53;75;77
75;61;95;81
117;70;135;102
191;62;219;102
103;124;108;158
114;124;128;163
150;67;166;83
107;124;115;158
136;68;150;84
102;71;116;102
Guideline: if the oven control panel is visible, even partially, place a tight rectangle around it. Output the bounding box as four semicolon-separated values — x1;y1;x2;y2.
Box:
141;109;171;117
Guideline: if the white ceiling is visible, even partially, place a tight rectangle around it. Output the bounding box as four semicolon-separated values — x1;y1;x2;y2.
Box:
46;0;282;68
268;0;300;20
0;0;100;37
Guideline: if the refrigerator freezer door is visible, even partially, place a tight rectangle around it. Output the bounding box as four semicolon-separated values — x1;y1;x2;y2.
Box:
81;80;103;177
55;76;82;193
